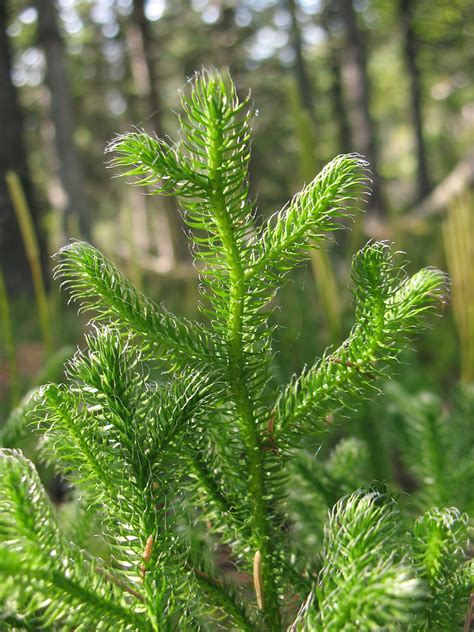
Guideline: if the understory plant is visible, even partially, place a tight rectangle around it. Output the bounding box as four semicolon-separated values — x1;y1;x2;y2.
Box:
385;382;474;514
1;71;472;631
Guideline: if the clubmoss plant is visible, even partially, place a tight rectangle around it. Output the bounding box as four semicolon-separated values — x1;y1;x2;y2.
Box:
0;71;471;631
385;382;474;514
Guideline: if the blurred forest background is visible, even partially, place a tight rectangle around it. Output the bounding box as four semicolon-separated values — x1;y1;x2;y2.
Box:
0;0;473;486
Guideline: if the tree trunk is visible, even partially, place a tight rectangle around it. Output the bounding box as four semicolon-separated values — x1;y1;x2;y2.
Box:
321;3;353;156
286;0;317;128
400;0;430;201
0;1;44;294
131;0;165;137
35;0;90;240
130;0;189;263
212;1;239;76
328;39;352;154
339;0;385;214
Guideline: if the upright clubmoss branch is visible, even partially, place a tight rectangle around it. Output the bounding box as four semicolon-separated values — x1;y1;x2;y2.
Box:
206;89;281;627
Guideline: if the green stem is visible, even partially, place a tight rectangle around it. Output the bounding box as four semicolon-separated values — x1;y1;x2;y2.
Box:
46;393;118;493
207;114;281;629
190;453;240;521
191;453;311;600
6;171;53;354
192;569;255;632
0;269;20;406
0;559;149;630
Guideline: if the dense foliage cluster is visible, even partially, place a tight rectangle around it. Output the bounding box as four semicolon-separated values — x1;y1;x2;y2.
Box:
0;72;471;631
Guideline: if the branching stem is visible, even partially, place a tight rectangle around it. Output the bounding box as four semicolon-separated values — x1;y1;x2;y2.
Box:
207;108;281;629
